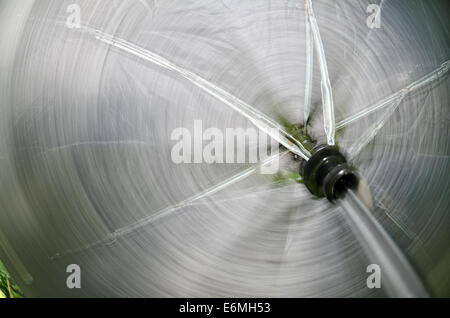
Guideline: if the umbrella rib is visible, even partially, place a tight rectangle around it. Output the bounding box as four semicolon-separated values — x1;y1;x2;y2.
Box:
50;152;287;260
85;27;311;160
348;97;404;158
348;89;434;159
114;152;285;237
303;1;314;126
342;61;449;158
336;60;449;130
306;0;336;146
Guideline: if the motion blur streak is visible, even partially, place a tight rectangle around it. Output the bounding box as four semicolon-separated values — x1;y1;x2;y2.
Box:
0;0;449;297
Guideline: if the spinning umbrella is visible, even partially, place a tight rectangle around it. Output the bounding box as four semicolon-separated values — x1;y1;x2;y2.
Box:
0;0;449;297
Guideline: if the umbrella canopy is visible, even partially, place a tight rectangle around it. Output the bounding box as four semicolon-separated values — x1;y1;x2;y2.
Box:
0;0;449;297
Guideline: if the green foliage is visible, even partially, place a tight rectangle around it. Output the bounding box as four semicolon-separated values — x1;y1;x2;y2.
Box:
277;115;315;153
273;171;304;185
0;260;24;298
271;114;315;185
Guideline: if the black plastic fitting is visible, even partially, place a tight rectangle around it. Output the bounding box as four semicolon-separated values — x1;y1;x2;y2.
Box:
300;145;359;202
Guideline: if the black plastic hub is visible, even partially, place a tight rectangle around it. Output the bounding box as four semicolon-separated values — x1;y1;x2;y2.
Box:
300;145;359;202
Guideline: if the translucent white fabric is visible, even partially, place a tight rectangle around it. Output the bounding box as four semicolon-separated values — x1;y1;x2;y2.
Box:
0;0;448;297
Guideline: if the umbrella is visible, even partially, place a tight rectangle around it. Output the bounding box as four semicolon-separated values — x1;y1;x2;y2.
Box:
0;0;449;297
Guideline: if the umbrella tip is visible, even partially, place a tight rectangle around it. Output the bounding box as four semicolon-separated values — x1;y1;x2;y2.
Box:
300;145;360;202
